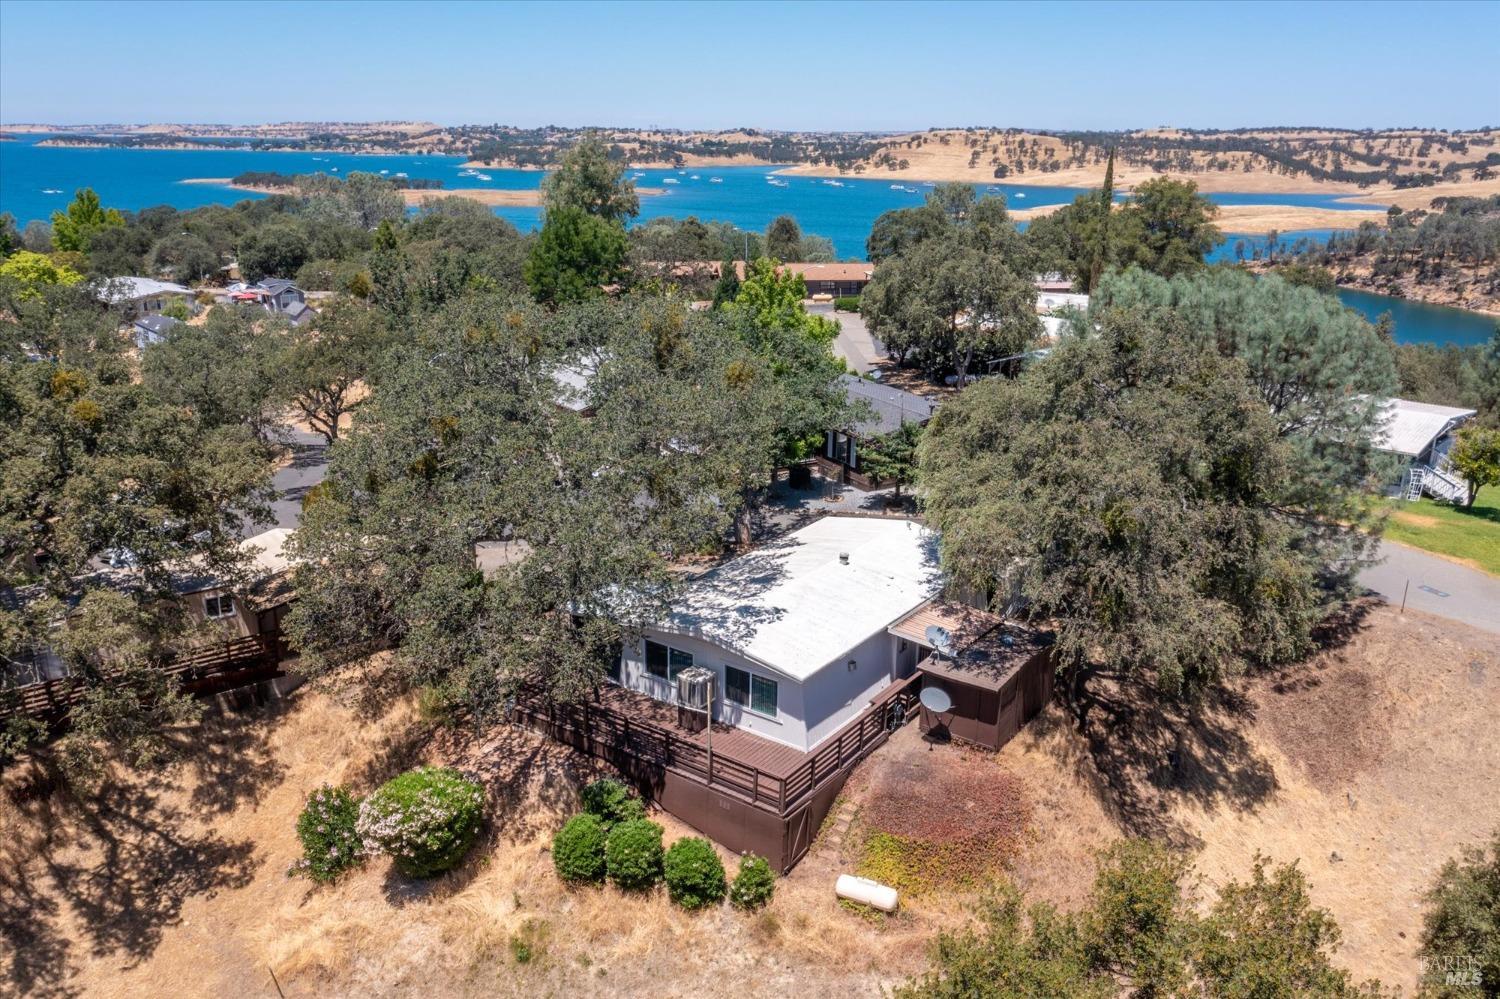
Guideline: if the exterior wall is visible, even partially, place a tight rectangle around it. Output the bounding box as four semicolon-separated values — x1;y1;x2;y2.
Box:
618;626;899;753
178;586;265;639
801;629;897;749
121;292;192;320
620;629;810;750
802;278;868;297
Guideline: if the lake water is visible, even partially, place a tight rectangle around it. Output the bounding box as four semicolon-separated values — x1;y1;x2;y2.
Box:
3;136;1491;346
1334;287;1496;348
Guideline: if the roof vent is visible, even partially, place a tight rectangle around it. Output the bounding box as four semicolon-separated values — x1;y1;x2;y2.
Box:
839;551;850;565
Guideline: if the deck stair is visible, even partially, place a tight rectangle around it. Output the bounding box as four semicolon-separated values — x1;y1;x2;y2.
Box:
1405;460;1468;504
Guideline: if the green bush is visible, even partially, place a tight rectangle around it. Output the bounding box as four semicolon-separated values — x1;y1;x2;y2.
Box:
289;784;365;883
553;813;608;884
580;777;646;830
729;854;777;910
605;818;664;891
356;767;485;878
663;837;727;910
1420;830;1499;997
834;295;860;312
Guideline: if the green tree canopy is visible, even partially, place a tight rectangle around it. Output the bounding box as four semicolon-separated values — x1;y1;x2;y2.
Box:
50;188;124;254
285;296;794;714
525;205;629;306
1449;426;1500;507
920;306;1327;698
540;133;639;223
765;215;803;262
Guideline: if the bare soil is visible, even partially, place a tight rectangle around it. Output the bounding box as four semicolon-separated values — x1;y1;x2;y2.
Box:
3;603;1495;995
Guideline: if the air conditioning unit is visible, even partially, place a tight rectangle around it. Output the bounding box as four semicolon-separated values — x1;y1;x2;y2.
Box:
676;667;714;711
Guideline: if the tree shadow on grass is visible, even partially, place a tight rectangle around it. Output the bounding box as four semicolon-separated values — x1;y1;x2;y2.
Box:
1;764;260;998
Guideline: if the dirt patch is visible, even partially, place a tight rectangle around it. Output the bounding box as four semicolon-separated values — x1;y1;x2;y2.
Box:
1391;510;1442;529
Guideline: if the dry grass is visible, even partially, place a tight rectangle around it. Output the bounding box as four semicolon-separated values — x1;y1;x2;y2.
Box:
4;603;1495;995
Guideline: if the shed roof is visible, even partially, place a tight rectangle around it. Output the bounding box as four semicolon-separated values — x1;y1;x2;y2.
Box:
893;599;1053;692
1375;398;1477;457
842;374;939;437
256;278;297;295
660;516;941;682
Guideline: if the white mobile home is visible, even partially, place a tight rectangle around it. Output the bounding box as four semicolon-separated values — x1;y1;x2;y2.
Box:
1375;397;1477;502
614;516;941;753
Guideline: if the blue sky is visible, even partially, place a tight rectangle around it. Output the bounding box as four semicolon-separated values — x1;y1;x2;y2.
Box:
1;0;1496;130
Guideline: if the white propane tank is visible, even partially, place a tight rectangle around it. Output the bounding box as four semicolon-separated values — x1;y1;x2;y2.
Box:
836;874;899;912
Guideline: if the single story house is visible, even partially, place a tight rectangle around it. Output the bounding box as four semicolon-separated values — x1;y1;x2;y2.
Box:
255;278;307;314
95;277;195;319
786;262;874;299
615;516;942;753
820;374;939;488
1033;272;1074;293
131;313;181;349
1375;397;1477;503
2;528;296;688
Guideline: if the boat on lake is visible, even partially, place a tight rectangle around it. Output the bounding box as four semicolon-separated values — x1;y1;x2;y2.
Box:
709;177;722;183
458;168;478;177
663;177;680;184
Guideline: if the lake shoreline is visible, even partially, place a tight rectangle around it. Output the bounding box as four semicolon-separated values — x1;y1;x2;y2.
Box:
179;178;664;207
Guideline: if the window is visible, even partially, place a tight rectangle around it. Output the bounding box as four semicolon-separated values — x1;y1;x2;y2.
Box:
725;665;750;706
751;675;778;716
204;593;235;619
645;639;693;680
726;665;777;718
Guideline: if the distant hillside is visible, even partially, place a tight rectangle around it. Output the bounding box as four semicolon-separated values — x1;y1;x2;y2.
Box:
19;122;1500;201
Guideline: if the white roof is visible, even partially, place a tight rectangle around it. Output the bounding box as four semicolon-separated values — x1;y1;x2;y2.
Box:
240;528;294;578
95;276;191;304
660;517;941;681
1375;398;1476;457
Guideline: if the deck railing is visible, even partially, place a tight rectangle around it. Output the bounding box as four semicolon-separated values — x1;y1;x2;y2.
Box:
514;672;922;815
1;632;288;725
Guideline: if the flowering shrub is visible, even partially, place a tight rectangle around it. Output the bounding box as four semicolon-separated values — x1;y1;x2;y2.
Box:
605;818;664;891
552;813;607;884
356;767;486;878
729;853;776;910
580;777;646;830
289;784;365;883
663;837;727;909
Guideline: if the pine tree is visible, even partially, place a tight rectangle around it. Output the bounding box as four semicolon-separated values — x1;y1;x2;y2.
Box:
1088;148;1115;292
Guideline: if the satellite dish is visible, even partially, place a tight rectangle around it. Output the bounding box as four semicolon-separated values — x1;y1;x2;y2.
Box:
924;625;954;657
919;686;953;714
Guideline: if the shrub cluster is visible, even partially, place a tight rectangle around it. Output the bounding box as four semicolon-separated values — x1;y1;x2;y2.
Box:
729;854;777;910
834;295;861;312
605;818;665;891
290;784;365;883
663;837;727;909
580;777;646;829
552;813;608;884
357;766;486;878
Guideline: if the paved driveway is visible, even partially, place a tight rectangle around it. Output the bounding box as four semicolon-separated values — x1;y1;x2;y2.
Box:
810;304;884;374
1359;540;1500;634
242;428;329;537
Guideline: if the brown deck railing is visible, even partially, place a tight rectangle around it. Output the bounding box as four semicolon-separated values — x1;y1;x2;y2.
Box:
1;632;288;725
515;672;922;816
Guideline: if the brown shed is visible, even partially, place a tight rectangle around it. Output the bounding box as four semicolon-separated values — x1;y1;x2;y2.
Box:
889;601;1054;751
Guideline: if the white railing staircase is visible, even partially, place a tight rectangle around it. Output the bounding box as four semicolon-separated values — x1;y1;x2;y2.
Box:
1403;460;1469;504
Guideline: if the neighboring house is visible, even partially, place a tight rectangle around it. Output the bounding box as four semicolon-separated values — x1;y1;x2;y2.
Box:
131;313;181;349
95;277;195;319
820;374;939;487
255;278;307;314
616;516;942;753
282;299;317;326
785;262;874;299
1033;272;1074;293
1;528;296;688
1375;397;1478;503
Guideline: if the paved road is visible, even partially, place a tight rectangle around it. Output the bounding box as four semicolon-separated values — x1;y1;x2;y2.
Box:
811;304;884;374
1360;540;1500;634
242;428;329;537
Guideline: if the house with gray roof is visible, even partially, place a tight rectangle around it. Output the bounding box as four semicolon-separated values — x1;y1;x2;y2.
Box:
820;374;939;487
131;313;181;349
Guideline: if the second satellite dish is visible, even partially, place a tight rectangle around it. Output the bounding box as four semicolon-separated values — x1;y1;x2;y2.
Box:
919;685;953;714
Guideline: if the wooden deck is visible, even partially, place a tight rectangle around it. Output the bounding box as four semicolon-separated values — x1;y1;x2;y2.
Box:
514;673;922;816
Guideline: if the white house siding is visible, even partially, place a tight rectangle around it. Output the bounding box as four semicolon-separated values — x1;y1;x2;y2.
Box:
618;625;902;753
800;628;899;749
620;628;811;750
